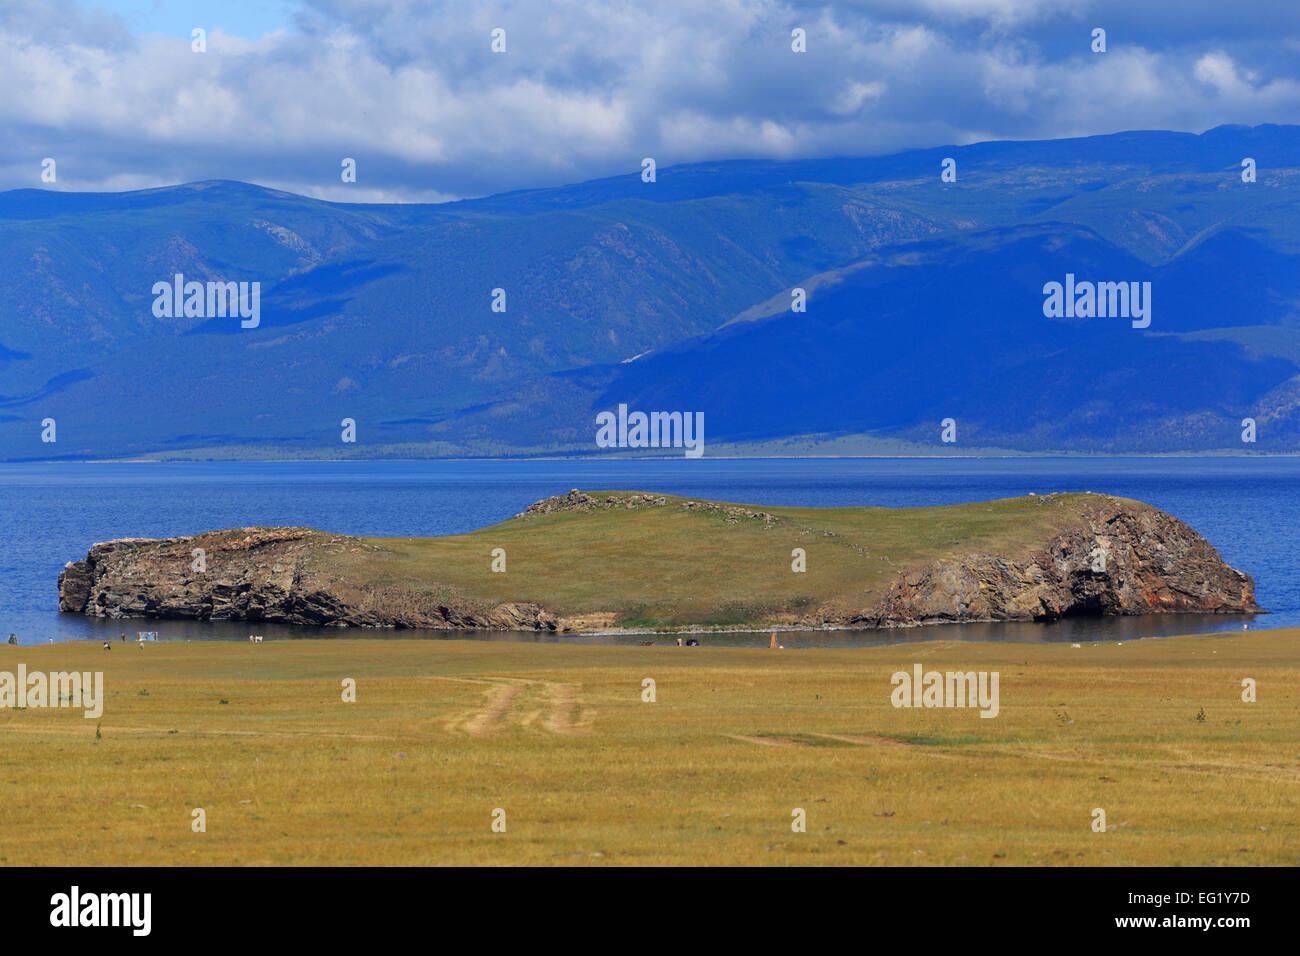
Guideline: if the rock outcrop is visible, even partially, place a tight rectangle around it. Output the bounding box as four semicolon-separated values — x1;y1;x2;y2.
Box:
58;493;1261;632
517;489;779;525
56;526;607;631
854;501;1260;627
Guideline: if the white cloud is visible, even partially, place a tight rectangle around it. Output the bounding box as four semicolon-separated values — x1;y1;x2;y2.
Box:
0;0;1296;200
1194;51;1251;95
832;80;886;114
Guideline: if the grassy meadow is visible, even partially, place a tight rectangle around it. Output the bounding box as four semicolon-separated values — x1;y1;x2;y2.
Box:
340;491;1123;627
0;629;1296;866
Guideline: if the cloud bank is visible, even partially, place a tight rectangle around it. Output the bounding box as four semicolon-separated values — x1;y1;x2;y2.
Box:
1;0;1297;201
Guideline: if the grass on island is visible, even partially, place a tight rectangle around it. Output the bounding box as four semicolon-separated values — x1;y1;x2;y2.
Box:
0;629;1296;866
330;490;1123;628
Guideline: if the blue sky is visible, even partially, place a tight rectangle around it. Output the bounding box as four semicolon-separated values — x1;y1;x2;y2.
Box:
83;0;298;39
2;0;1298;202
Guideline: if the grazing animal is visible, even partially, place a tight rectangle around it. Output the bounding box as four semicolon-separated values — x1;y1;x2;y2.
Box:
638;640;655;646
685;638;700;647
102;641;111;651
769;632;784;649
249;635;263;643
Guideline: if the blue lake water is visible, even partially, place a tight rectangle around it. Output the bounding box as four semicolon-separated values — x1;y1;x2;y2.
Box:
0;457;1296;646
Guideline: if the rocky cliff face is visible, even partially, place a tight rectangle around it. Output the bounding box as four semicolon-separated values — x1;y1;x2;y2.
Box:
58;495;1261;632
56;527;595;631
853;500;1260;627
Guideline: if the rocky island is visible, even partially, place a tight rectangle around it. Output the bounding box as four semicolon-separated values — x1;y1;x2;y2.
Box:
58;490;1262;632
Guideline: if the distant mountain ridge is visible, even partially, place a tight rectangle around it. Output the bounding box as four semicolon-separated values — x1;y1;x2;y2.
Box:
2;123;1298;459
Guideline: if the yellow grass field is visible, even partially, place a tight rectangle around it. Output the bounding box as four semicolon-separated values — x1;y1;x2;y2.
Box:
1;629;1296;866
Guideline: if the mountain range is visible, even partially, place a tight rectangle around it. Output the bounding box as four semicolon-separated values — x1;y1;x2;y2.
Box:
2;123;1298;460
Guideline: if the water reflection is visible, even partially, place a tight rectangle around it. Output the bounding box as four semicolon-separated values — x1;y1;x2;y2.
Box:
34;610;1266;648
